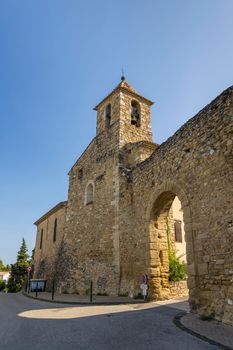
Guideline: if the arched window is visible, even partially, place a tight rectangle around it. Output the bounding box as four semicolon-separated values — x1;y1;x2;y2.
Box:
40;229;43;249
131;100;140;127
85;182;94;205
53;218;57;242
105;104;111;129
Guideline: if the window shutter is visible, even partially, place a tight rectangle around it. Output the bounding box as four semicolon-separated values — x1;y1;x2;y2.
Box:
174;220;182;243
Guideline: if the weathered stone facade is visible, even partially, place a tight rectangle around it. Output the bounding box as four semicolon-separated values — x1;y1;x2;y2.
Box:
34;202;67;290
33;79;233;325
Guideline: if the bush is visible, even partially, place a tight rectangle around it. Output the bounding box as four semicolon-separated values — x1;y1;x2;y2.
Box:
166;217;187;282
169;252;187;282
0;280;6;291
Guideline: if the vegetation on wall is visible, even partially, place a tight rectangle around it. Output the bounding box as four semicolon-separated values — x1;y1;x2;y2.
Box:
166;218;187;282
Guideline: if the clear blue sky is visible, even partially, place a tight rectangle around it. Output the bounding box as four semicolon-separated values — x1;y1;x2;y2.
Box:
0;0;232;264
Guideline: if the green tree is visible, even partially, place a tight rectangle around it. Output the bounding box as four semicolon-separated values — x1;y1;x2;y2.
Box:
0;259;4;271
0;259;10;271
29;248;35;266
4;264;10;271
0;280;6;291
8;238;30;293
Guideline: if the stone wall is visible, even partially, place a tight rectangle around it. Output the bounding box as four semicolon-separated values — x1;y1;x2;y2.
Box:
169;281;188;298
118;89;153;147
33;203;67;290
57;124;121;295
118;86;233;323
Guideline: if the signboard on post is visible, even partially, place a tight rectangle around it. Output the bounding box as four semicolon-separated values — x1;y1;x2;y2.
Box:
140;273;149;300
26;267;32;294
140;283;148;297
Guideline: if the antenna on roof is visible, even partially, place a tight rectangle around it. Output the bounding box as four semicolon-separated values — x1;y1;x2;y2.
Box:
121;68;125;81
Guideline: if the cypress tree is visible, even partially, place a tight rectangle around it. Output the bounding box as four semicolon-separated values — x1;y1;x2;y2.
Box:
8;238;30;292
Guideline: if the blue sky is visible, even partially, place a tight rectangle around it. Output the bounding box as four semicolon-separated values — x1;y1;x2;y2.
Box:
0;0;232;264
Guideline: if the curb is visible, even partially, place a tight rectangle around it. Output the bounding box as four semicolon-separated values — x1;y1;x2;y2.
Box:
22;292;147;306
173;312;233;350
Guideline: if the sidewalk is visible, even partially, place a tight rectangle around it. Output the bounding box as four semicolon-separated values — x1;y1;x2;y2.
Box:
176;312;233;350
23;291;145;305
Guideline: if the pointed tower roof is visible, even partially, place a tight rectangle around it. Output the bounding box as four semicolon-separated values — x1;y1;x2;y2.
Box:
93;78;154;111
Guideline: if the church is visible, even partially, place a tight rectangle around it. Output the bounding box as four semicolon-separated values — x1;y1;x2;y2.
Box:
33;78;233;325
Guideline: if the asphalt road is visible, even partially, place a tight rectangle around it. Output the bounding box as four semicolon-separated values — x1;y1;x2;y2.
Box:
0;293;219;350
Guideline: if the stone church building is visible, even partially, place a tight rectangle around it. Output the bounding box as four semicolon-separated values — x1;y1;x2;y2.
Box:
33;78;233;325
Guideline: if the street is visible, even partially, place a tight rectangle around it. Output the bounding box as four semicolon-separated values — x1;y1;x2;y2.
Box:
0;293;219;350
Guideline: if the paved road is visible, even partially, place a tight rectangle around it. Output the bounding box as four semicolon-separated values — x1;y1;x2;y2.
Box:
0;293;219;350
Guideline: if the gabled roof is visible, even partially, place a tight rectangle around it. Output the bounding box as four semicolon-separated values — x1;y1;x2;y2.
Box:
93;78;154;110
34;201;68;226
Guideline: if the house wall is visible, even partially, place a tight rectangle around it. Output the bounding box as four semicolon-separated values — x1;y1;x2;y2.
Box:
33;206;67;289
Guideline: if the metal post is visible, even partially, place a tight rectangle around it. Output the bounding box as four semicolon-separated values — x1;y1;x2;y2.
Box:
36;282;38;297
26;270;30;293
51;280;55;301
90;280;93;303
28;277;30;294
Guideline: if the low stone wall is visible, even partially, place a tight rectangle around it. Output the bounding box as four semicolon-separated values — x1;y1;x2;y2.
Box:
169;280;188;298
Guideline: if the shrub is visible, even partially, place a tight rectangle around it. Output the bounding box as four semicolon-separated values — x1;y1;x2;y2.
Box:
166;218;187;282
168;252;187;282
0;280;6;291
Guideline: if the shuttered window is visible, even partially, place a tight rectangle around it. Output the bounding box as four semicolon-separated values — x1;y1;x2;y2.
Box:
174;220;182;243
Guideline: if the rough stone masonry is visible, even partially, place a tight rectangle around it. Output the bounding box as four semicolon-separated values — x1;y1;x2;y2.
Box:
33;78;233;325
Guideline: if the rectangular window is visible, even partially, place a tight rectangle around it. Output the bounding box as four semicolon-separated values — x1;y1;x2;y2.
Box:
174;220;182;243
40;229;43;249
78;169;83;180
53;218;57;242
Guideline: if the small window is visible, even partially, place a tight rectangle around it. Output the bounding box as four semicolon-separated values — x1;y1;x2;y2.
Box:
40;229;43;249
105;104;111;129
53;218;57;242
85;182;94;205
78;169;83;180
131;100;140;127
174;220;182;242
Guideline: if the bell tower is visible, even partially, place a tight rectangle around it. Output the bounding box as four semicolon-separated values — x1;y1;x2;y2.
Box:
94;76;154;148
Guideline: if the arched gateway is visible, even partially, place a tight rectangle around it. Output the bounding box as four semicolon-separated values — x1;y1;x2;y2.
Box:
33;79;233;325
120;87;233;324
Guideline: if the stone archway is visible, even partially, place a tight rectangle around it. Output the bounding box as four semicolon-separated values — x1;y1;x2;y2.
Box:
145;182;197;307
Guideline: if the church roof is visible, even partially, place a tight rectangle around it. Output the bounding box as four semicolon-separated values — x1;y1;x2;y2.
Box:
34;201;68;226
93;78;154;110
